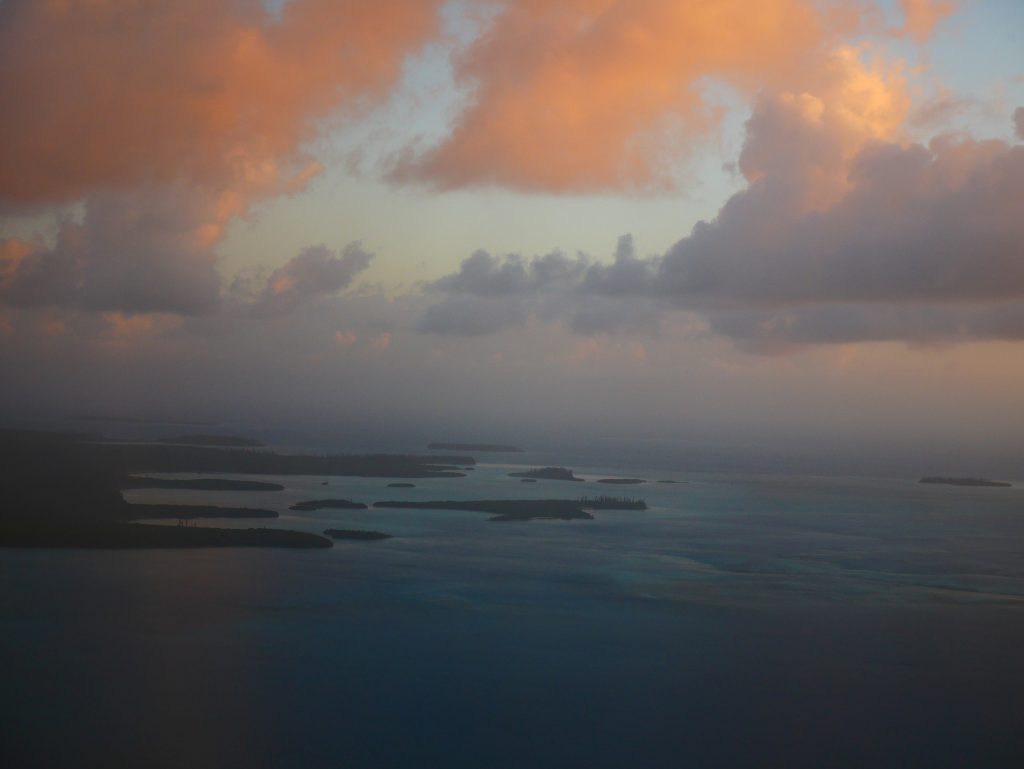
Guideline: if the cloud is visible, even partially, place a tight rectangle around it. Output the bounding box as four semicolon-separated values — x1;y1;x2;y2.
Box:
420;50;1024;349
0;0;440;318
0;186;223;314
1015;107;1024;140
0;0;442;207
392;0;866;192
419;235;662;336
896;0;957;43
254;242;373;317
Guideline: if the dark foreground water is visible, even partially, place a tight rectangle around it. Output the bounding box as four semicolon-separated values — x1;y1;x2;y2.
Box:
3;465;1024;768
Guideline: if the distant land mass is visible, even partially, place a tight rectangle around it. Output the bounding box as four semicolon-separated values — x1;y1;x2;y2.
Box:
373;496;646;522
657;480;688;484
508;467;583;482
388;483;415;488
121;477;284;492
429;442;524;453
66;415;215;426
1;523;330;549
919;477;1012;488
290;499;368;511
95;443;473;478
324;529;392;541
598;478;644;485
125;504;278;520
155;434;264;447
0;429;330;549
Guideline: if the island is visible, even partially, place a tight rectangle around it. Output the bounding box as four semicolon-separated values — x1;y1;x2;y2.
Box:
122;477;284;491
657;480;688;484
388;483;415;488
508;467;583;482
324;529;392;541
2;523;331;549
429;443;523;453
598;478;645;485
919;477;1012;488
0;429;331;549
372;496;646;522
96;442;473;478
124;504;278;520
290;499;369;511
155;434;264;448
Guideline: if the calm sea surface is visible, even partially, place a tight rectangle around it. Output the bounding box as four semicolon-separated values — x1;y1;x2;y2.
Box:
3;462;1024;768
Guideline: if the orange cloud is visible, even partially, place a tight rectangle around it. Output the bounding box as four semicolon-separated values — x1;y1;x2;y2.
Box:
394;0;866;192
0;238;34;289
0;0;442;206
897;0;957;42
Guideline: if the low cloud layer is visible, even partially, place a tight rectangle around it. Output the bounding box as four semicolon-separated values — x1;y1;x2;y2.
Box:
254;242;373;317
420;53;1024;350
0;187;222;314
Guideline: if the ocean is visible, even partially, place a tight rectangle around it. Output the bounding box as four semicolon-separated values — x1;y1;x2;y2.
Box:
3;459;1024;768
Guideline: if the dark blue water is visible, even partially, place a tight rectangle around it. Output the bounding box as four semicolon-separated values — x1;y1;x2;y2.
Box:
3;465;1024;768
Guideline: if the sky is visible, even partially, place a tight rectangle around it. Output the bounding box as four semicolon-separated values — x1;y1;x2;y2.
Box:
1;0;1023;469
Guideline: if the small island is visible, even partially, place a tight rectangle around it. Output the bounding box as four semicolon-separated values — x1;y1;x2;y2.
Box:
372;496;646;522
125;504;278;520
122;477;285;492
388;483;415;488
657;480;688;484
324;529;392;541
919;477;1012;488
508;467;583;482
289;499;369;511
429;443;523;453
598;478;644;485
155;434;264;448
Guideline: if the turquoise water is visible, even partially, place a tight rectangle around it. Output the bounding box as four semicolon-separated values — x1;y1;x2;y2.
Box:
3;463;1024;767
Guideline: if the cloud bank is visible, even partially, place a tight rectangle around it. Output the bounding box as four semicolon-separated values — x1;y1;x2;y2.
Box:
421;49;1024;350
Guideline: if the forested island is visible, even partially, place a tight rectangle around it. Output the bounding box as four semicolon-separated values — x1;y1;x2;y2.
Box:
372;496;646;522
429;442;523;452
155;434;264;447
919;477;1012;487
0;429;333;549
290;499;368;511
125;504;279;520
508;467;583;482
96;442;472;478
122;477;284;491
324;529;392;541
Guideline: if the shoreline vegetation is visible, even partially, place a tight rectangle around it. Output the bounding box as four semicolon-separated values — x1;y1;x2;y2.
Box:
95;442;473;478
919;477;1012;488
290;499;368;511
324;529;392;541
508;467;583;482
125;504;278;520
0;429;475;549
154;434;264;447
428;442;523;452
372;497;647;522
121;477;285;491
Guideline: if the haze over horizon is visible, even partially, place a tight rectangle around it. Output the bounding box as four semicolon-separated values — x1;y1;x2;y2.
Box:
2;0;1023;471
